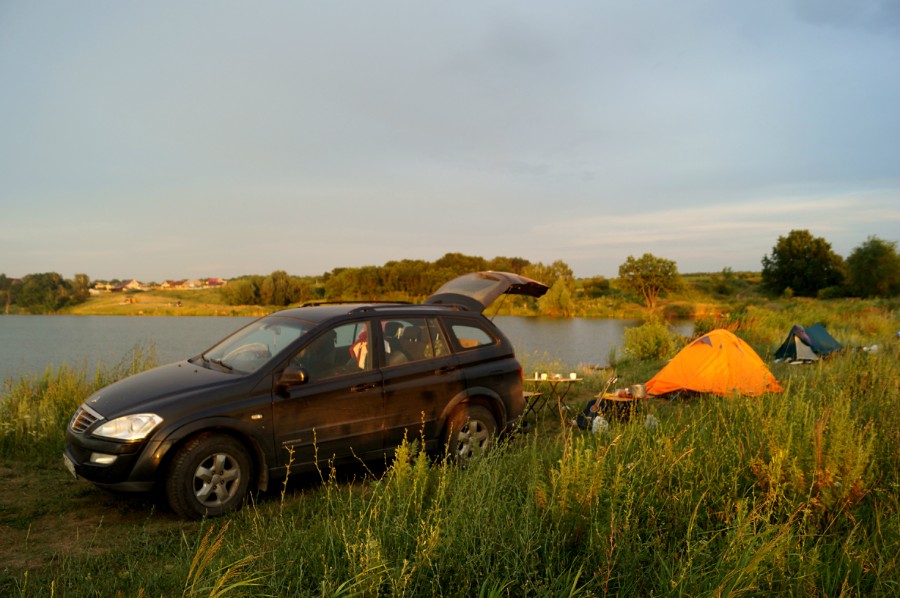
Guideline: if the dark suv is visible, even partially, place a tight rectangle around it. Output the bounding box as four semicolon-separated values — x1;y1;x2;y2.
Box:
64;272;547;518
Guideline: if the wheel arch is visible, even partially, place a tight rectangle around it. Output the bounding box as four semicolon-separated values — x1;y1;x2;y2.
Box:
156;419;271;493
437;386;506;437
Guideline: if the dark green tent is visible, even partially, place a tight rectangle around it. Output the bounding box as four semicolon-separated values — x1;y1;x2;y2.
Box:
774;323;843;362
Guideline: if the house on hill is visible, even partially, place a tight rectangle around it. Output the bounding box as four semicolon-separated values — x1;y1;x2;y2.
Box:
112;279;143;292
155;278;226;290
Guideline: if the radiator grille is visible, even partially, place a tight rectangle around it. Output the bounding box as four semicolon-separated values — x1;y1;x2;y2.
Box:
70;404;103;434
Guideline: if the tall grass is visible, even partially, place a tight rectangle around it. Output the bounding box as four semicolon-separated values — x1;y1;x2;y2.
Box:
0;345;158;462
694;297;899;352
3;323;898;596
155;344;895;596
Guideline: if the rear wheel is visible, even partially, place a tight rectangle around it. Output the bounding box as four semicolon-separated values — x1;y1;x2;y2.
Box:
444;405;497;461
165;433;252;519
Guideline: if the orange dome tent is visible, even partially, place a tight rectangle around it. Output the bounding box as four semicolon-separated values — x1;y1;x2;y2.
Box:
645;329;782;396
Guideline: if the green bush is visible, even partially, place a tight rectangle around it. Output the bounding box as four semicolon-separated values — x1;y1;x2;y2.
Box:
622;320;679;361
817;285;846;299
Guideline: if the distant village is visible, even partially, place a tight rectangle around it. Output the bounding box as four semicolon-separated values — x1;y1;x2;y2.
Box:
91;278;228;294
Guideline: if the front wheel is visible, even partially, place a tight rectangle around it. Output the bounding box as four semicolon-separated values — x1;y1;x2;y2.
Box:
444;405;497;462
165;433;252;519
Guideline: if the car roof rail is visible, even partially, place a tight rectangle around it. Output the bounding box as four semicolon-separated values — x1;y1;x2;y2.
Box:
298;300;411;309
350;301;470;313
348;302;419;314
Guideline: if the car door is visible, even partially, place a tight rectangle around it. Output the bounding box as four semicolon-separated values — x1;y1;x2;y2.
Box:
377;316;465;453
271;320;384;468
443;315;522;419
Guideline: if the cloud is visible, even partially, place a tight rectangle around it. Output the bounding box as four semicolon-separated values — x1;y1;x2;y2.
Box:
2;2;899;281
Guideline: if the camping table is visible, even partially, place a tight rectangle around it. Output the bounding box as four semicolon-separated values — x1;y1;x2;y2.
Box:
524;376;582;421
595;393;643;420
521;390;548;420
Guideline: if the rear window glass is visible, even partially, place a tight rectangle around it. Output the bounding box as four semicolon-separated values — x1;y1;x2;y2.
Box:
447;320;497;351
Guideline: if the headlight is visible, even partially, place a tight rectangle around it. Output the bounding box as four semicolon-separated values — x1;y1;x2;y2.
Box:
93;414;163;441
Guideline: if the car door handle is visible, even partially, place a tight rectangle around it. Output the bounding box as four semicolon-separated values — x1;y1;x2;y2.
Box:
435;365;458;375
351;382;379;393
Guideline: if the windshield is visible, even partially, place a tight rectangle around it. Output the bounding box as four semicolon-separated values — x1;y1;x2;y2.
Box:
199;316;311;374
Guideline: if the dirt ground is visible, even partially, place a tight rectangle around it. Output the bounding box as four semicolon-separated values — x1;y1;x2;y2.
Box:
0;462;193;578
0;456;373;586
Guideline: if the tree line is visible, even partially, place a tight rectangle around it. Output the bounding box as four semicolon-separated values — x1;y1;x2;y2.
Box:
218;253;576;309
761;231;900;298
615;232;900;305
2;234;897;315
613;232;900;309
0;273;91;314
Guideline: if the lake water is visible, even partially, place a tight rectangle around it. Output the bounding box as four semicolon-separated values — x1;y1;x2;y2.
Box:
0;315;693;383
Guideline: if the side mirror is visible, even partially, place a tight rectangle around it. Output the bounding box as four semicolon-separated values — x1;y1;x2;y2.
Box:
278;365;309;388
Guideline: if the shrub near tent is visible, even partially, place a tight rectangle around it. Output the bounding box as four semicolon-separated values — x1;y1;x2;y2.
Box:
645;329;783;397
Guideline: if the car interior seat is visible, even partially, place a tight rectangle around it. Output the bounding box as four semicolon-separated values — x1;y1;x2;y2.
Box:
399;326;426;361
383;321;403;353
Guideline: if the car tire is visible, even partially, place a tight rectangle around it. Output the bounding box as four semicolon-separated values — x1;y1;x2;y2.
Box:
444;404;497;462
165;433;252;519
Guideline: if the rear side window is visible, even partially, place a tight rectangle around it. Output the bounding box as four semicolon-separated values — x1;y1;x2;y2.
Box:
446;318;497;351
380;317;447;365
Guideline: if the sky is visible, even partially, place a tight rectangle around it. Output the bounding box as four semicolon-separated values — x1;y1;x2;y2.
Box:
1;1;899;282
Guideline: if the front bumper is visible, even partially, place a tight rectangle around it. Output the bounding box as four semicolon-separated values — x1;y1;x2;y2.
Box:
64;430;158;492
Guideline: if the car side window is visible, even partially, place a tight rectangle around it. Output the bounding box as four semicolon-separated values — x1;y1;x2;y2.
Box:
447;319;497;351
293;321;371;380
380;317;445;365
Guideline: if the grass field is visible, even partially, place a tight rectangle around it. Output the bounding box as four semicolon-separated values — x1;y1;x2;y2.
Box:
1;299;898;596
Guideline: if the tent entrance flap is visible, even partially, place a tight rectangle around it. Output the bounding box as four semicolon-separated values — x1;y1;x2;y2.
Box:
792;337;819;362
